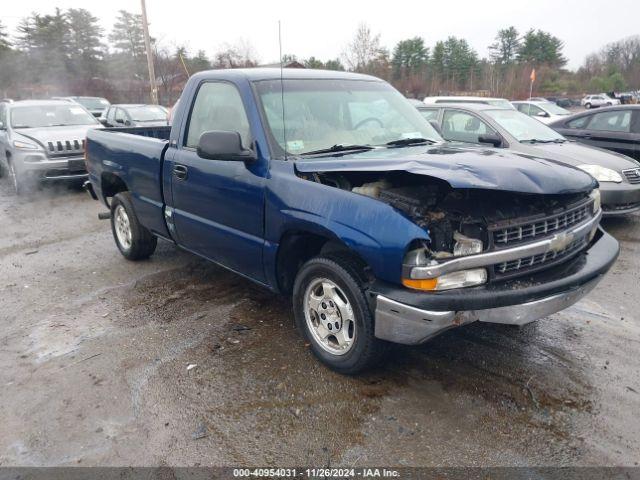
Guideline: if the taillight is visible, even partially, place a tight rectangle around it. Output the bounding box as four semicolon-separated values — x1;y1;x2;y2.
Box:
83;138;89;169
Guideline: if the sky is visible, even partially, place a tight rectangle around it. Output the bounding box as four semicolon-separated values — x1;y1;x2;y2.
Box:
1;0;639;70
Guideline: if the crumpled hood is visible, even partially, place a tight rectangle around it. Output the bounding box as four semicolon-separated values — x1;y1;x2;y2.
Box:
294;144;597;195
16;124;103;149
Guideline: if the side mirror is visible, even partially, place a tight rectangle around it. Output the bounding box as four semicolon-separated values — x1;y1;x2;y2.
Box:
99;118;108;126
115;118;124;124
478;133;502;147
429;120;443;136
197;130;256;162
124;120;132;126
536;111;550;118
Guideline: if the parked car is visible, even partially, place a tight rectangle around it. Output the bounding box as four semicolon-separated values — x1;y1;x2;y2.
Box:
0;99;102;194
549;105;640;162
423;96;515;109
54;96;111;118
512;100;572;124
100;104;169;127
416;102;640;215
581;94;621;109
83;68;618;374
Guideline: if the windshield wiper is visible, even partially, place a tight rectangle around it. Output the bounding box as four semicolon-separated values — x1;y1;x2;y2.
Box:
300;144;374;156
384;137;437;147
521;138;555;144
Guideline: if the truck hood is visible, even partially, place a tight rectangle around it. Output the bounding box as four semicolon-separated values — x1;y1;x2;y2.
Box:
520;141;640;171
16;124;103;150
294;144;597;195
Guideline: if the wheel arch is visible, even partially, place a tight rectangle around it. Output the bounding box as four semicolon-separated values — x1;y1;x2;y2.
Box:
100;172;129;207
275;229;371;295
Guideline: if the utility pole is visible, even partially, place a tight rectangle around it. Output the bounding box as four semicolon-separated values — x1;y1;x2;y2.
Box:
140;0;158;104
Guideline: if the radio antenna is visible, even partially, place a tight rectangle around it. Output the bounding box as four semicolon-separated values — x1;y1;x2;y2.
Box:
278;20;287;159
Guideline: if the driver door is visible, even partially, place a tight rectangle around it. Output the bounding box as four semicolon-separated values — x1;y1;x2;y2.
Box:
168;81;267;282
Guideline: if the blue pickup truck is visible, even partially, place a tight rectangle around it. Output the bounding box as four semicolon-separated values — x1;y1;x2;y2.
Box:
85;69;619;374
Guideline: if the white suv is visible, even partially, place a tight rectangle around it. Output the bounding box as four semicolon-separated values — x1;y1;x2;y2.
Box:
581;94;621;109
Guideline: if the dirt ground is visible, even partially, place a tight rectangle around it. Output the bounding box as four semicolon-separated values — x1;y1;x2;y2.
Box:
0;178;639;468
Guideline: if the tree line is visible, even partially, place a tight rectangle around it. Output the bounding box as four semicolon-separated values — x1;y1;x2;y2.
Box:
0;9;638;105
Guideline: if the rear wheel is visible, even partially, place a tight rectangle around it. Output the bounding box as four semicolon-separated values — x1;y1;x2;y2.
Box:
110;192;157;260
293;254;385;374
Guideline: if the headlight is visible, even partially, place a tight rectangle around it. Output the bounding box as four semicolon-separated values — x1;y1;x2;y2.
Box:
403;238;488;291
453;232;483;257
578;164;622;183
590;189;601;214
13;140;40;150
403;268;487;291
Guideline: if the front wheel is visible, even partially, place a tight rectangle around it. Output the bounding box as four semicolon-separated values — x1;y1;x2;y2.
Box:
110;192;157;260
585;103;592;109
293;255;386;374
7;160;24;195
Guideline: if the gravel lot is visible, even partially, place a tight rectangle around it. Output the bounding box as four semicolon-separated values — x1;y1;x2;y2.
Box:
1;178;639;467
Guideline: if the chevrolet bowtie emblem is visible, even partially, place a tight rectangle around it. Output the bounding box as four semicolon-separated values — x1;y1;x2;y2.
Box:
549;231;575;252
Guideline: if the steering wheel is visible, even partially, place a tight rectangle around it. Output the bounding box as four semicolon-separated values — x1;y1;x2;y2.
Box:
354;117;384;129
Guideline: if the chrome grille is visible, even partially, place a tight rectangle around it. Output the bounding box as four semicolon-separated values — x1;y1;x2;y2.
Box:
495;236;588;275
622;168;640;184
492;201;592;246
47;139;85;156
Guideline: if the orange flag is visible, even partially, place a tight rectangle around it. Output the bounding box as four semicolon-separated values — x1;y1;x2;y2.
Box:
530;68;536;83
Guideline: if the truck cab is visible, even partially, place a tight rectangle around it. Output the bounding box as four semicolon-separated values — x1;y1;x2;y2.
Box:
85;69;619;374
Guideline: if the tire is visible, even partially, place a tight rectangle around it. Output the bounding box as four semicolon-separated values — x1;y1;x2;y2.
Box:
110;192;157;260
606;102;612;106
585;103;592;109
292;254;386;374
7;160;24;196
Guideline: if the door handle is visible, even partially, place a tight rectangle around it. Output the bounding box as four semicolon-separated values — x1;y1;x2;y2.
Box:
173;164;188;180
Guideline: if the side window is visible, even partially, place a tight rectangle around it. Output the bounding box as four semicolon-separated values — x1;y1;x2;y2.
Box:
587;110;631;132
185;82;251;148
442;110;494;143
516;104;542;115
0;104;6;126
418;108;439;121
567;116;590;129
114;108;127;124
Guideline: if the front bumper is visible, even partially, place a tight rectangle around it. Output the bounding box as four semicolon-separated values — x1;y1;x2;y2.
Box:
372;228;619;345
17;151;87;180
600;182;640;215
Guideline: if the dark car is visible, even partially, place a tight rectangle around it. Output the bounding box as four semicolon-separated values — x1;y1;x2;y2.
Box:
417;102;640;215
100;104;169;128
548;105;640;162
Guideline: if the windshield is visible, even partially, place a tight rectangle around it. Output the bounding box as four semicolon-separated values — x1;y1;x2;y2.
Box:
73;97;110;110
254;79;443;155
10;104;99;128
485;109;565;142
540;103;570;115
127;105;168;122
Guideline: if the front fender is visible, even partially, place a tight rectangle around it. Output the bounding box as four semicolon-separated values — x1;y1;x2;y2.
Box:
264;161;429;286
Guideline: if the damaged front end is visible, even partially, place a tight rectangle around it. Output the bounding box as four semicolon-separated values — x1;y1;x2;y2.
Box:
296;163;617;345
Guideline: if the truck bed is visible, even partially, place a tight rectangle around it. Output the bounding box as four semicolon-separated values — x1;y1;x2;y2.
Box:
86;126;171;238
103;125;172;140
